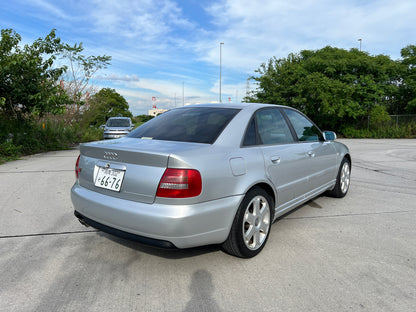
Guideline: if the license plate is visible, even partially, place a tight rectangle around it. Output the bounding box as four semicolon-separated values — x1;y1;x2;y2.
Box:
94;166;125;192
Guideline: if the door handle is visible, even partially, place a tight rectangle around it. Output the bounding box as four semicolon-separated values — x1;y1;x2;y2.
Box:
270;155;281;164
307;151;315;158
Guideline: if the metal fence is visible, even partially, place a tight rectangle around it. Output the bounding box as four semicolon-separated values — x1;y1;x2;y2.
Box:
361;114;416;129
388;115;416;127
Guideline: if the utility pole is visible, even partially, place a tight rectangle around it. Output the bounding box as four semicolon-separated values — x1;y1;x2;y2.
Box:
358;38;362;51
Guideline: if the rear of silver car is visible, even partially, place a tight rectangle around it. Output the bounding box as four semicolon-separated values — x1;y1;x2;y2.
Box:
72;103;351;257
72;136;243;248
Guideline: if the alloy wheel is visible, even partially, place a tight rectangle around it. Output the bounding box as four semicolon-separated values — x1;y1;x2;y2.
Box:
242;195;271;250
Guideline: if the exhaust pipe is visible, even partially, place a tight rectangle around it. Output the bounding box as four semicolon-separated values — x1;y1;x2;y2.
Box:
74;211;90;227
77;218;89;227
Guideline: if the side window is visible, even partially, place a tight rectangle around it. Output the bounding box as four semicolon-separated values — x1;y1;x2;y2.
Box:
284;109;322;142
256;108;294;145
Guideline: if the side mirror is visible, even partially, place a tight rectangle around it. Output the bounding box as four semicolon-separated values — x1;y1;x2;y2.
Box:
323;131;337;141
100;125;105;129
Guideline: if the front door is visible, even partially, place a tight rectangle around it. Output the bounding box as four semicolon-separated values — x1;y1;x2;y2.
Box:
283;108;337;192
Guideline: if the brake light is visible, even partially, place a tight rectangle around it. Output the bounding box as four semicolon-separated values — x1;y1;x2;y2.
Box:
75;155;81;179
156;169;202;198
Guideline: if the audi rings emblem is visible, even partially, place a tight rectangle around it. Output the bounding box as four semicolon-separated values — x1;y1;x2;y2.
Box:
103;151;119;160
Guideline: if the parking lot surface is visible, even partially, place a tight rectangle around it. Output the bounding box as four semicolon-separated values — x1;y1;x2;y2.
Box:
0;139;415;311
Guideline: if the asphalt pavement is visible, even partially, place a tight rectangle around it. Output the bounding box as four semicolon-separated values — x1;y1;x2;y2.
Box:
0;139;415;312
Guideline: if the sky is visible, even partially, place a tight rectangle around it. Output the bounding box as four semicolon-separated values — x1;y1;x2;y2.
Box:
1;0;415;115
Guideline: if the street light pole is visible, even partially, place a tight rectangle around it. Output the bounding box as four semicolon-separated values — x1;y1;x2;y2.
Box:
358;38;362;51
220;42;224;103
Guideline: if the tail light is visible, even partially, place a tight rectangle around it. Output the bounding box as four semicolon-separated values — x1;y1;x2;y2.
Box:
75;155;81;179
156;169;202;198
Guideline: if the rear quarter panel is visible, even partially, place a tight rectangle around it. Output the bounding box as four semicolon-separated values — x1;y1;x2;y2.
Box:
156;143;274;207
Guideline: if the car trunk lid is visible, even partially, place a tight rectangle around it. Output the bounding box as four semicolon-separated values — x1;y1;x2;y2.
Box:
77;138;199;204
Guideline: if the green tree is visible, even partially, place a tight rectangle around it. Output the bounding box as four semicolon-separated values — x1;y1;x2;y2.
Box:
135;114;154;123
57;43;111;125
399;45;416;113
369;105;391;129
0;29;71;117
61;43;111;103
82;88;132;127
245;46;402;129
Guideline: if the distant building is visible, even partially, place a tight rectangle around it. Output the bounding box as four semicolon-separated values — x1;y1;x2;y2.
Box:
148;108;168;116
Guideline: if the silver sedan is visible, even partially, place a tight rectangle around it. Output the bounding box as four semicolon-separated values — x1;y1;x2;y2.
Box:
71;103;351;258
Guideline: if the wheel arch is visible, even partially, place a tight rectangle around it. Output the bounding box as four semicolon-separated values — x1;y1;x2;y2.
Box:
344;153;352;165
222;181;276;258
245;182;276;209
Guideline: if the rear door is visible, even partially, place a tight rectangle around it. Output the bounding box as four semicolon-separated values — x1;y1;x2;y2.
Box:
244;108;309;207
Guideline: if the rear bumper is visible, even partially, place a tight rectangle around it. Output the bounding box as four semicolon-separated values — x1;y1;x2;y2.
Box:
74;210;176;248
71;184;242;249
103;133;129;139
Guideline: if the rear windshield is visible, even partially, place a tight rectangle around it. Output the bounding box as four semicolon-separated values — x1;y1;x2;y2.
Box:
107;118;131;127
128;107;240;144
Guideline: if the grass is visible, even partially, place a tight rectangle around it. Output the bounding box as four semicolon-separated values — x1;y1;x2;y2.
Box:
341;123;416;138
0;117;103;164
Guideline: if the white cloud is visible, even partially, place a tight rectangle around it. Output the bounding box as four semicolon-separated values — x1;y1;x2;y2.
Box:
99;77;219;115
89;0;194;41
29;0;72;20
200;0;416;71
115;77;248;115
96;73;140;82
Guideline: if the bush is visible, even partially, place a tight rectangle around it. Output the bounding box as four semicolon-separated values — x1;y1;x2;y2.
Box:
369;106;391;130
341;123;416;138
0;117;80;161
80;127;104;142
0;114;106;162
0;140;22;158
341;127;374;138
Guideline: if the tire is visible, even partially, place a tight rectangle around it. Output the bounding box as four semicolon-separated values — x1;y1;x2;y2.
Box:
222;187;274;258
327;157;351;198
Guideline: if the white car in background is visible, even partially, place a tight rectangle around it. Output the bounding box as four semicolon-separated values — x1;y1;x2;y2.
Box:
103;117;133;139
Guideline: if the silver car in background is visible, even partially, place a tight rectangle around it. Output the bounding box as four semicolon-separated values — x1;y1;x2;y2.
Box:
103;116;134;139
72;103;351;258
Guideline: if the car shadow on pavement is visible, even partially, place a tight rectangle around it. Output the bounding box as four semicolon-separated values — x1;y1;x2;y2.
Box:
97;231;224;259
94;196;328;259
272;195;324;224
